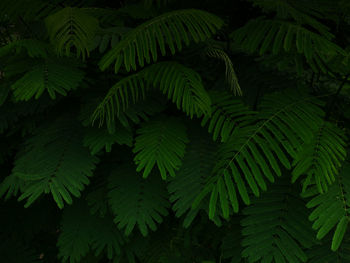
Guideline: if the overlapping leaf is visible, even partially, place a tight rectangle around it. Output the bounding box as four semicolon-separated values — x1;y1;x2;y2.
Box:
92;62;211;127
108;164;170;236
292;121;347;193
241;177;316;263
0;117;99;208
133;116;189;179
194;90;324;218
303;162;350;251
201;90;256;142
231;18;345;73
167;124;218;227
307;233;350;263
45;7;99;59
99;9;224;72
205;46;242;96
11;59;85;101
58;201;124;263
83;125;133;155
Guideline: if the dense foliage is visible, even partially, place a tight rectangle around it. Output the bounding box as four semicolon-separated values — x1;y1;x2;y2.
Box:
1;0;350;262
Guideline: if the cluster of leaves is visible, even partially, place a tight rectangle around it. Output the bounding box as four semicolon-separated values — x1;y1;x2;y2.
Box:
0;0;350;262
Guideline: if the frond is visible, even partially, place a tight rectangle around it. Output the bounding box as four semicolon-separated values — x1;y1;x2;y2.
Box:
205;46;242;96
108;164;170;236
58;201;125;262
83;125;133;155
58;202;94;263
231;18;345;73
117;97;166;128
45;7;99;60
0;174;24;200
248;0;333;35
241;176;316;263
303;162;350;251
91;72;148;127
292;121;347;193
167;123;218;227
86;184;108;218
89;27;126;54
92;62;211;127
86;94;165;133
307;233;350;263
90;217;125;260
194;90;324;218
143;62;212;118
99;9;224;73
11;59;85;101
201;90;256;142
133;116;189;179
4;117;99;209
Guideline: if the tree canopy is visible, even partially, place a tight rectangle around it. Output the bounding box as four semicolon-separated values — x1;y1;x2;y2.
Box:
0;0;350;262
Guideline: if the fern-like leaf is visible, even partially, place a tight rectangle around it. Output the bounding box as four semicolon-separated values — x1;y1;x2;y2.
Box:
93;62;211;127
195;90;324;218
133;116;189;179
144;62;212;118
241;177;316;263
108;164;170;236
45;7;99;60
10;59;85;101
231;18;345;73
83;125;133;155
58;202;94;263
221;220;245;263
99;9;224;72
3;117;98;209
292;121;347;193
303;162;350;251
248;0;333;36
205;46;242;96
58;201;124;262
201;90;256;142
92;73;147;127
307;233;350;263
167;123;218;227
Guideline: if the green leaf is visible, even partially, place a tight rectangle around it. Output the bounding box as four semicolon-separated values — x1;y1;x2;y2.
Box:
305;162;350;251
83;125;133;155
292;121;347;193
167;124;218;227
201;89;324;217
108;164;170;236
92;62;211;127
45;7;99;60
133;116;189;179
11;59;85;101
99;9;223;72
3;117;98;208
241;176;315;263
331;216;349;251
